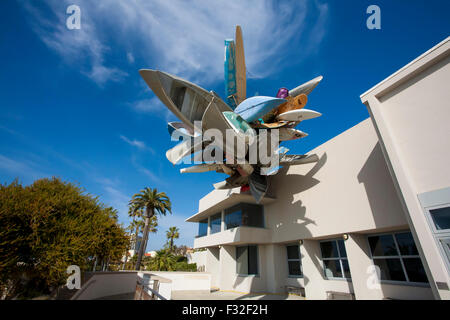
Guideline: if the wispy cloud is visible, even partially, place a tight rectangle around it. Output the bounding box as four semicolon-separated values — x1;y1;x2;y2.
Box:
103;185;131;217
92;176;132;222
0;125;19;136
23;1;128;86
130;155;164;185
111;0;328;84
0;154;49;182
23;0;328;86
120;134;153;152
127;52;135;64
129;97;177;122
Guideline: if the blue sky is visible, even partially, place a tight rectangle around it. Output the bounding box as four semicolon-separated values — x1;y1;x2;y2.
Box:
1;0;449;251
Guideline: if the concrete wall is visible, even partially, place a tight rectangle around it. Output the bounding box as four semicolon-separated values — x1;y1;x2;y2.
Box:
72;272;138;300
361;37;450;299
189;119;431;299
186;39;450;299
205;248;220;287
218;245;267;293
148;271;211;293
266;119;408;242
194;226;272;248
302;240;354;299
187;250;207;271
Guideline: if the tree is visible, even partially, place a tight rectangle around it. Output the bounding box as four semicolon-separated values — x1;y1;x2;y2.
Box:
166;227;180;253
0;178;129;299
123;214;158;270
149;249;176;271
129;188;171;270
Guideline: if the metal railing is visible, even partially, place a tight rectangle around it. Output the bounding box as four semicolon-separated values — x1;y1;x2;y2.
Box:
134;276;167;300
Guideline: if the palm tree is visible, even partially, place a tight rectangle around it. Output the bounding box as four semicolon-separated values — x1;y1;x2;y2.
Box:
151;249;176;271
166;227;180;253
137;216;158;256
129;188;171;270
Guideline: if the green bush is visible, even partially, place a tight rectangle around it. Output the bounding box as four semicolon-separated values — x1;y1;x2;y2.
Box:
0;178;129;299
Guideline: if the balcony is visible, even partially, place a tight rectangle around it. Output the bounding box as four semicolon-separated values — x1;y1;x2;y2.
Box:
194;226;272;248
187;188;276;223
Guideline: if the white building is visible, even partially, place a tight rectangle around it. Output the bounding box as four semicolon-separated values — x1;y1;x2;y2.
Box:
186;37;450;300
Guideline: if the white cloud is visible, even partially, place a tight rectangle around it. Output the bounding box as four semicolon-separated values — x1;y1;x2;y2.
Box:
0;154;48;182
131;98;162;113
103;185;131;217
129;97;178;123
24;1;128;86
120;134;151;151
23;0;328;86
127;52;135;64
130;155;164;185
113;0;328;84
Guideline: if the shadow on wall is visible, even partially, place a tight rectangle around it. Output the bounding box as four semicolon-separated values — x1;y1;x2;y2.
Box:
230;153;328;292
269;153;327;234
276;153;328;289
357;142;408;229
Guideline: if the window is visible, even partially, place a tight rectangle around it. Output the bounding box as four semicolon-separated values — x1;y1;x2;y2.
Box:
197;219;208;237
209;213;222;234
320;239;351;280
286;245;302;277
225;203;264;230
429;207;450;231
368;232;428;284
236;245;258;275
425;205;450;273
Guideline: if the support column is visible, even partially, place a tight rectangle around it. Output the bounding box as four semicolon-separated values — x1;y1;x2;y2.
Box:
265;244;286;293
221;210;225;232
301;240;327;299
206;247;221;288
345;234;384;299
219;245;235;291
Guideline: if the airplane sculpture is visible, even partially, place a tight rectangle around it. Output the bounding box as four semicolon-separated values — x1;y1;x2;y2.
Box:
139;26;323;203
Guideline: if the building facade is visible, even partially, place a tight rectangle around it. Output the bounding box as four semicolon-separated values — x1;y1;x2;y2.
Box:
186;37;450;300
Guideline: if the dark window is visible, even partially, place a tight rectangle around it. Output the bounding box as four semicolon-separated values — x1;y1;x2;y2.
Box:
368;234;398;256
225;203;264;229
236;245;258;275
368;232;428;284
209;213;221;234
395;232;419;256
225;209;242;229
373;258;406;281
323;260;342;278
403;258;428;283
286;245;302;276
197;219;208;237
320;239;351;279
287;245;300;260
429;207;450;231
320;241;339;258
